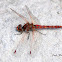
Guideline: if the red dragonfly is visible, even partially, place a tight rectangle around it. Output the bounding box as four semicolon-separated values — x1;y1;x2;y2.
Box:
10;5;62;55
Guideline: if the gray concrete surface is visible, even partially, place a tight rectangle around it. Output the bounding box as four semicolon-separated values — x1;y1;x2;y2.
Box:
0;0;62;62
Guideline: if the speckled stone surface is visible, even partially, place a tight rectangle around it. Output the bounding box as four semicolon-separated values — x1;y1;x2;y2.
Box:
0;0;62;62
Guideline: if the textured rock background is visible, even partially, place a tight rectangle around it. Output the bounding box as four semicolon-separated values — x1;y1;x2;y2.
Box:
0;0;62;62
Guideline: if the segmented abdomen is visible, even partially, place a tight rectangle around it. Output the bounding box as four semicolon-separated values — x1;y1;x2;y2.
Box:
35;25;62;29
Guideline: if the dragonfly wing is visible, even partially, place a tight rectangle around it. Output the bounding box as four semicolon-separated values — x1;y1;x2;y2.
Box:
10;8;28;23
12;32;30;57
25;5;41;25
12;31;43;57
28;31;43;57
25;6;43;34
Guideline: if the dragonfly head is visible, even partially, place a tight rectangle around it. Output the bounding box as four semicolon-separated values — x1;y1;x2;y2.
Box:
16;24;23;32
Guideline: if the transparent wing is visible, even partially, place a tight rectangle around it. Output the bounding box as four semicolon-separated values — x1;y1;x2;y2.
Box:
28;31;43;57
10;8;28;23
25;5;41;25
11;31;43;57
10;6;41;25
11;32;29;57
11;6;43;57
25;5;43;34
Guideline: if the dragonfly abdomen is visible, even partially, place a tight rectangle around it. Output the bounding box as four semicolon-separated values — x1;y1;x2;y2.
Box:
35;25;62;29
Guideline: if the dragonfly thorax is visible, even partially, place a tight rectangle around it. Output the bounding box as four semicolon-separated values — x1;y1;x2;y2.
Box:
17;23;36;33
22;23;36;32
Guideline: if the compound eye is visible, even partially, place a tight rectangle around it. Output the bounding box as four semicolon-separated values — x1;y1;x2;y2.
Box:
17;24;22;31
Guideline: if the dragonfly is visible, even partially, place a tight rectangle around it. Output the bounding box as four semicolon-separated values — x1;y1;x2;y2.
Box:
10;5;62;55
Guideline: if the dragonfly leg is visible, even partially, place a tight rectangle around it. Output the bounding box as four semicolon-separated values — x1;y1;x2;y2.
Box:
14;32;23;35
27;33;30;40
36;30;46;35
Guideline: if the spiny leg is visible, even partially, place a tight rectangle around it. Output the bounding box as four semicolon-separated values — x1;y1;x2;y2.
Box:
14;32;22;35
36;30;46;35
27;33;30;40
